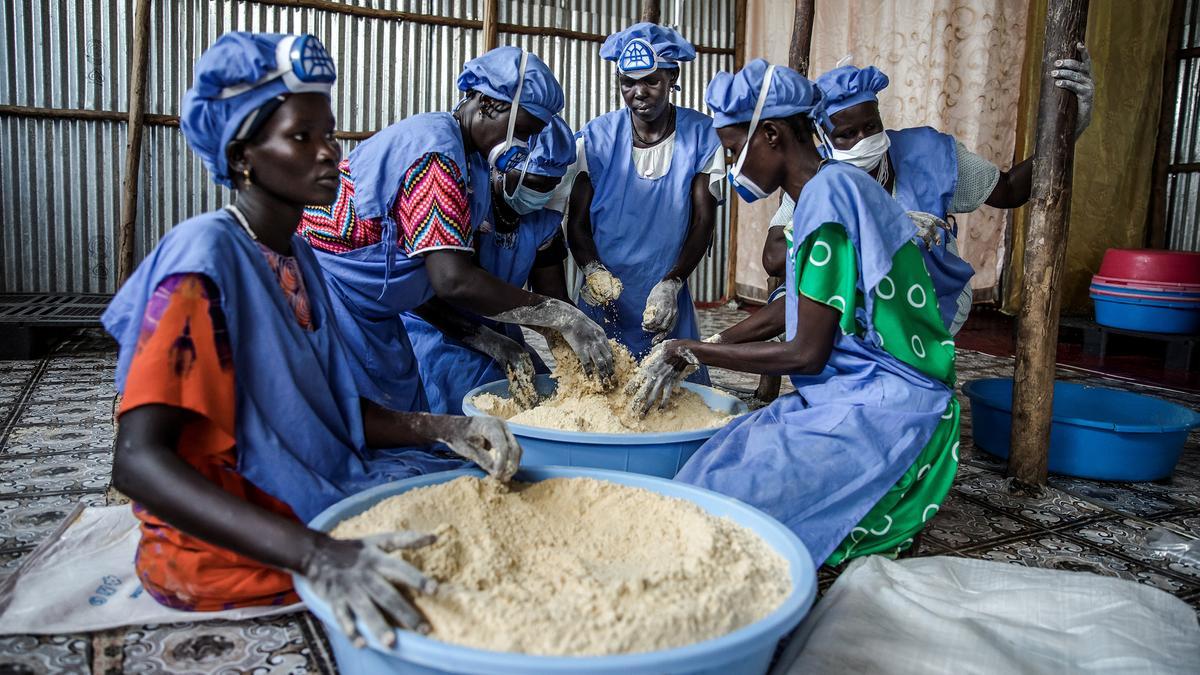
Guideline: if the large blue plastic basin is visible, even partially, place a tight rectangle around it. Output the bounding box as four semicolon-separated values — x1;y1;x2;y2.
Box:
1091;292;1200;334
461;375;749;478
963;378;1200;481
294;466;817;675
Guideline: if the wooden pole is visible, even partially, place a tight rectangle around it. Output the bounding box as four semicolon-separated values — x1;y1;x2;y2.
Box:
1147;0;1186;249
755;0;814;403
117;0;151;286
481;0;499;51
726;0;747;305
641;0;661;24
1008;0;1090;486
788;0;816;74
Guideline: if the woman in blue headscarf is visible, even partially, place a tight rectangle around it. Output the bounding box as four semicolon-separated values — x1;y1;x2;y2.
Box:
104;32;520;646
401;115;577;414
760;52;1096;334
298;46;613;415
566;23;723;382
629;60;960;567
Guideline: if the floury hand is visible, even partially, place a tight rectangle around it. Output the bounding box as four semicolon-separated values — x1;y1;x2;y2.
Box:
488;298;615;384
462;326;538;409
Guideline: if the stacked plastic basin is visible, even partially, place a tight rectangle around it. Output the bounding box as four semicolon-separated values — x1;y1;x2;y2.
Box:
1090;248;1200;334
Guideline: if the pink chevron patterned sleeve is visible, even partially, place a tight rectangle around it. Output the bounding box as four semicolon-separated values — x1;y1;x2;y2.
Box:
395;152;473;255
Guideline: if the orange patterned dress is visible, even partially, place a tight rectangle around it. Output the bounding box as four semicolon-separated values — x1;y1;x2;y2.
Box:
119;241;313;610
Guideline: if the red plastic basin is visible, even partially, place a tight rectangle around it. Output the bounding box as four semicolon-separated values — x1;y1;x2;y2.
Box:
1098;249;1200;285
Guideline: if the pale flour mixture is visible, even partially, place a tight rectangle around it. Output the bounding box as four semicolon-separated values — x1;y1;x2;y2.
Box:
331;476;792;656
473;339;732;433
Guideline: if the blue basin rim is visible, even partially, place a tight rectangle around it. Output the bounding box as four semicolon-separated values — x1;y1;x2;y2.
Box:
293;466;817;673
462;376;750;446
962;378;1200;434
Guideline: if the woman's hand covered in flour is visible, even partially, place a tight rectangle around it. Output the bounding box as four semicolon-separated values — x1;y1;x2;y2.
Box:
435;416;522;482
1052;42;1095;139
301;533;437;648
625;340;699;417
462;327;537;409
579;261;623;306
487;299;615;384
642;278;684;340
908;211;952;251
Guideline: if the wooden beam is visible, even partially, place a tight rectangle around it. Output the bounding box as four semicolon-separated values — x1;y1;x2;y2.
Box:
118;0;151;286
481;0;499;51
789;0;816;75
1147;0;1187;249
1008;0;1090;486
756;0;816;403
726;0;748;306
642;0;661;24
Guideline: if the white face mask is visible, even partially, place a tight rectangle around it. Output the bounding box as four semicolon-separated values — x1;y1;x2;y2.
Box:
825;130;890;171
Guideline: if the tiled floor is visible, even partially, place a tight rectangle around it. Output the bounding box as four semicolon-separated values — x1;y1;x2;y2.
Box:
0;314;1197;673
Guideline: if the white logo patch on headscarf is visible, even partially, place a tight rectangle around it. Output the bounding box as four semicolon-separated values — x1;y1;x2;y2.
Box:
618;37;658;79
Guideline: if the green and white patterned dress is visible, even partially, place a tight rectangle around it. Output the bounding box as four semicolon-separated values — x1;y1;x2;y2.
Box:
788;222;961;564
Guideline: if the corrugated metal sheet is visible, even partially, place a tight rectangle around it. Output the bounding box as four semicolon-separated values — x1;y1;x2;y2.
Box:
1167;0;1200;252
1;0;734;298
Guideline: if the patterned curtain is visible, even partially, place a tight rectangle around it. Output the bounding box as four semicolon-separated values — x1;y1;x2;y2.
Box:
735;0;1030;303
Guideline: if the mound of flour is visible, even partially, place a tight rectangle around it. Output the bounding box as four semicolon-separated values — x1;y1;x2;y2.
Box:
472;339;732;433
331;476;791;656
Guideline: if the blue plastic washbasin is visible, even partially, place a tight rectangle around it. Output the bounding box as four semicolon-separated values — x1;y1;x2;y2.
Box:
963;378;1200;481
461;375;749;478
294;466;818;675
1091;293;1200;335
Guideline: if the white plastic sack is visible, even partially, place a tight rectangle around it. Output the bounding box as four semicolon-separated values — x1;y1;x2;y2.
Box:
773;555;1200;675
0;505;301;634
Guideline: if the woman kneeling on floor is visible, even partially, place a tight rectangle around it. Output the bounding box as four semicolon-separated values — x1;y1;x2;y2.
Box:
103;32;519;647
629;60;960;566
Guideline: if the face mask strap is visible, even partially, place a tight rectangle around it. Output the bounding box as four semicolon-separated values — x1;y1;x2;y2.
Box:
504;51;528;148
732;65;775;176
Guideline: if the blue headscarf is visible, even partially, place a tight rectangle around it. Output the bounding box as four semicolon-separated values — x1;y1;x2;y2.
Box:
706;58;830;130
180;32;336;188
456;46;564;123
600;22;696;79
524;115;575;178
815;65;890;117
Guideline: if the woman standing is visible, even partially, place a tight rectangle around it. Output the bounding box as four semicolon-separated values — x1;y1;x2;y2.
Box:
106;32;519;646
402;115;576;414
761;56;1095;333
631;60;959;566
298;46;613;415
567;23;723;382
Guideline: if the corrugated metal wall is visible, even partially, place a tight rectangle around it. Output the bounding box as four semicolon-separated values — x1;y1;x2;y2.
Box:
0;0;734;300
1166;0;1200;252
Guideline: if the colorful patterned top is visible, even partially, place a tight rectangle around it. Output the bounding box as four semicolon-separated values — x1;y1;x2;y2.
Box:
788;222;955;385
120;241;314;611
298;155;473;255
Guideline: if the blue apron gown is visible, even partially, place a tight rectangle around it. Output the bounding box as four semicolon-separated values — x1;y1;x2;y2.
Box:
103;210;466;523
888;127;977;329
314;112;492;412
402;208;562;414
578;107;720;384
676;163;951;564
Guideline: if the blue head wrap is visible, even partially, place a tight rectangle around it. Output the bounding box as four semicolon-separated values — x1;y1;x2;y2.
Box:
457;46;564;123
706;59;830;130
524;115;575;178
180;32;336;188
600;22;696;79
815;65;890;117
